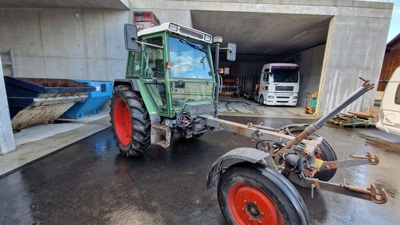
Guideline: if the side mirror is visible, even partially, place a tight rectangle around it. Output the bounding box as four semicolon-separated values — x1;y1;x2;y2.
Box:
124;24;138;51
227;43;236;61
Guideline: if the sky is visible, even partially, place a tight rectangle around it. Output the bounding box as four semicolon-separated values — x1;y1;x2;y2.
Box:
388;0;400;42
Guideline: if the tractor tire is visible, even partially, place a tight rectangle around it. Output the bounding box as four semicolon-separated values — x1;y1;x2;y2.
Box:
289;128;337;181
110;85;151;157
218;165;310;225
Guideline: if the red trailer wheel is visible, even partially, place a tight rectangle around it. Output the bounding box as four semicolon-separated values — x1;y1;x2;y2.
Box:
218;165;309;225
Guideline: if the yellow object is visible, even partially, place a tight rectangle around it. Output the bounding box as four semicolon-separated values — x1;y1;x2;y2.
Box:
315;158;324;171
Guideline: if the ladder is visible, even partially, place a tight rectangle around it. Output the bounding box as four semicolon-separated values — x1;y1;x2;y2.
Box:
1;49;16;77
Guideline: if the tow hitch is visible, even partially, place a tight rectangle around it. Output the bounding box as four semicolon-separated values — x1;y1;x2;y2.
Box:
206;78;387;224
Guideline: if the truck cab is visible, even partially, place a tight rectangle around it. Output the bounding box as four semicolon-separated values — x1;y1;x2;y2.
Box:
257;63;300;106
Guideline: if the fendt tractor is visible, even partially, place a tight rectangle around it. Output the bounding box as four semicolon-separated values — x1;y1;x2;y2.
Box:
110;22;387;225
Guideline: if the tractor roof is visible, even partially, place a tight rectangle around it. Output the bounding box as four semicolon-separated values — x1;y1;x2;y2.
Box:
138;22;213;44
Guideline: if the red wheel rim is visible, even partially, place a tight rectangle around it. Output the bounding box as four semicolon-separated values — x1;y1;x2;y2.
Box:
228;183;283;225
114;98;132;146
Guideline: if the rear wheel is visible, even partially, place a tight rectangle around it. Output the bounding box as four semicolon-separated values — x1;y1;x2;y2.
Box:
110;85;151;157
218;165;309;225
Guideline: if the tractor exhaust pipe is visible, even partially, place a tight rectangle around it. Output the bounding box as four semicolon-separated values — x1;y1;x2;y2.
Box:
213;36;222;117
273;78;374;157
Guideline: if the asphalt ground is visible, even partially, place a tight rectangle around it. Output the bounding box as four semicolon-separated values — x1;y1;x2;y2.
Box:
1;116;399;225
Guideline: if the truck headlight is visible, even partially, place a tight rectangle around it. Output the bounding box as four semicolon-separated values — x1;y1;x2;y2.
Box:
268;96;274;99
293;96;298;99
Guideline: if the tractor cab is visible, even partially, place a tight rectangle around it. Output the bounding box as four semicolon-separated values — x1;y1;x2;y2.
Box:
114;22;235;151
125;23;217;119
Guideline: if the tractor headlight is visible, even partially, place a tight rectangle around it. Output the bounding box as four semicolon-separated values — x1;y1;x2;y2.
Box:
204;35;212;42
169;23;178;32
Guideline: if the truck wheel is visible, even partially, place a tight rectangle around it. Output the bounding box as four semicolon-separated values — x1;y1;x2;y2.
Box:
289;128;337;181
259;95;264;105
110;85;151;157
218;165;310;225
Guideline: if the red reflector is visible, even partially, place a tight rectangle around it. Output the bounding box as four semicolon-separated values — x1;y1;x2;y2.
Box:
264;86;268;91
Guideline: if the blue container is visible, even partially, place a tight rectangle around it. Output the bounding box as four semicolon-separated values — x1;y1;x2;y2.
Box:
4;76;95;130
61;80;113;119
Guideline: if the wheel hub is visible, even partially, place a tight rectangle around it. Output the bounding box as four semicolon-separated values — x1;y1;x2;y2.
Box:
246;202;261;219
228;183;283;225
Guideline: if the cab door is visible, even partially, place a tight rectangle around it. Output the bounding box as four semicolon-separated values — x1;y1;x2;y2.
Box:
140;35;171;117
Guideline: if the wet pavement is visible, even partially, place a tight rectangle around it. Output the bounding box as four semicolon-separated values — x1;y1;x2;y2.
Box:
1;116;400;225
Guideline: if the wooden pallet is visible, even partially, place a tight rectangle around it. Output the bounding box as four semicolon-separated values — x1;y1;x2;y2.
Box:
329;113;376;128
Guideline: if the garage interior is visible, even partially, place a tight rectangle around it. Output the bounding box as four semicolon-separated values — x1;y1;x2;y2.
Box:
191;10;331;107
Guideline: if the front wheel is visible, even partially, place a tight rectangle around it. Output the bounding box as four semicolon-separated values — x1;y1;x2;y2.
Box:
259;95;264;105
218;165;310;225
110;85;151;157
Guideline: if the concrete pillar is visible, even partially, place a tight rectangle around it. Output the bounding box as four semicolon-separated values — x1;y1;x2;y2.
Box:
0;58;15;155
317;15;390;117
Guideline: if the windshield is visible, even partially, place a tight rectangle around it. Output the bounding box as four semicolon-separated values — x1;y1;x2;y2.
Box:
169;36;213;79
271;69;299;83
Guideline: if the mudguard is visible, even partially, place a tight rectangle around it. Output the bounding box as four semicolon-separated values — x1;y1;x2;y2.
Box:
206;147;273;189
113;79;140;92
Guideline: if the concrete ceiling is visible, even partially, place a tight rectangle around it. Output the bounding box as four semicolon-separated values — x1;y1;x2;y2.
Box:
191;11;331;62
0;0;129;10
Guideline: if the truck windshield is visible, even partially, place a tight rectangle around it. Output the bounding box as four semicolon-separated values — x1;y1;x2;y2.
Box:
169;36;213;79
272;69;299;83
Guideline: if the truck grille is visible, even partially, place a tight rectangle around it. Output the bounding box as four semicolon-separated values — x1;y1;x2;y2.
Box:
275;86;294;91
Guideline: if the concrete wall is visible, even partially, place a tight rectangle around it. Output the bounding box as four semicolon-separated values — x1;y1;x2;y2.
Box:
0;58;15;155
318;15;390;117
0;8;129;80
296;44;326;107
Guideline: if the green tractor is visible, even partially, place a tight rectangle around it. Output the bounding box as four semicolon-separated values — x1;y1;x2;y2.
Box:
110;23;234;156
111;23;387;225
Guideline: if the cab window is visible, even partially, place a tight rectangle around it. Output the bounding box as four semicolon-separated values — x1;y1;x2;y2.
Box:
143;37;164;78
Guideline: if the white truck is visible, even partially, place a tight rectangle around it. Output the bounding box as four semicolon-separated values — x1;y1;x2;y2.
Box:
254;63;300;106
376;66;400;135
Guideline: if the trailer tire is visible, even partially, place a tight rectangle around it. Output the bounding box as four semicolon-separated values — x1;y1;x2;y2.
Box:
110;85;151;157
218;164;310;225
